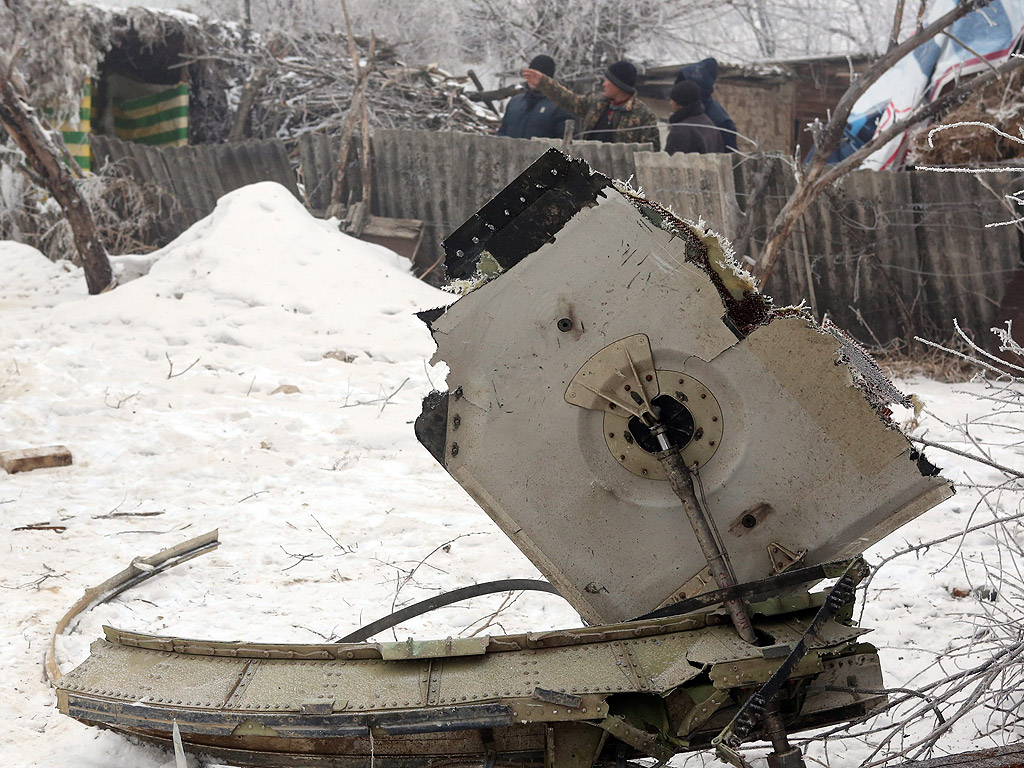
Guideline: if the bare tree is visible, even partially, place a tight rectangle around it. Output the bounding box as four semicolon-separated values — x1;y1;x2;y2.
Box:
754;0;1024;288
0;2;112;294
725;0;778;58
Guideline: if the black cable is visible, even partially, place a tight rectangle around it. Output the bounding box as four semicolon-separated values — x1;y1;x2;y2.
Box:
336;579;564;643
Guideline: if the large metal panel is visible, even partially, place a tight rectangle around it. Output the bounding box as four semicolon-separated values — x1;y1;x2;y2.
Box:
419;150;951;625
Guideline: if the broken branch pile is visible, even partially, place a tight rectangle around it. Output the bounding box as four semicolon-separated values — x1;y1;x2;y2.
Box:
910;68;1024;166
189;31;499;141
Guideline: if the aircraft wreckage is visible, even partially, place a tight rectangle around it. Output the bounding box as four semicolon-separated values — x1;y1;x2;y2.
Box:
54;149;953;768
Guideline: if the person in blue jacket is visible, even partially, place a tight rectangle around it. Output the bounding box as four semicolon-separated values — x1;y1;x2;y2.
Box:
497;55;574;140
675;58;738;152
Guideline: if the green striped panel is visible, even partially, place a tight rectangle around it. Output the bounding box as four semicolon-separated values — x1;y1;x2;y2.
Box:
113;83;189;146
60;81;91;171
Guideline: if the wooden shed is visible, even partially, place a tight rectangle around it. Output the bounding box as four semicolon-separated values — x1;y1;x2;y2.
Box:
637;55;873;155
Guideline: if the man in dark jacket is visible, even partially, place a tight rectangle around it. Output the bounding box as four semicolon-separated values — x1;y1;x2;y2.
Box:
522;59;660;150
675;57;737;152
665;80;724;155
497;55;574;140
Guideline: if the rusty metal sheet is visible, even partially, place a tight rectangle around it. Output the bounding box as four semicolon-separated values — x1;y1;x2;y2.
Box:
419;149;952;625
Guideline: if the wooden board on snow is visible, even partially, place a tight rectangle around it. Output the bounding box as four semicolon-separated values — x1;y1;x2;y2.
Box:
0;445;73;474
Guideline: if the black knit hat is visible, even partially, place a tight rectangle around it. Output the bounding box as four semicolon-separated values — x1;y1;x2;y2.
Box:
670;80;702;108
529;54;556;78
605;60;637;94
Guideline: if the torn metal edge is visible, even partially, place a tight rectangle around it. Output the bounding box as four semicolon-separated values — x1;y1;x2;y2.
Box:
440;149;609;283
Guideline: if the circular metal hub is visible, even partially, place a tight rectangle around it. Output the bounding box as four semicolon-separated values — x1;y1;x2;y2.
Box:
603;371;723;480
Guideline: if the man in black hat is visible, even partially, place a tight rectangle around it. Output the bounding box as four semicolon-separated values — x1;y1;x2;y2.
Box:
675;58;737;152
521;58;660;150
665;80;725;155
497;55;575;140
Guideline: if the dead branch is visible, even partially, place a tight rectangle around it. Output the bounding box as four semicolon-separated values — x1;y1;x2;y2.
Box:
382;532;488;640
466;69;500;116
462;590;521;637
103;389;140;409
888;0;907;52
237;490;269;503
465;83;522;102
280;546;323;571
909;436;1024;481
311;513;357;554
227;67;269;141
165;352;200;379
0;567;64;590
377;376;409;414
0;61;112;294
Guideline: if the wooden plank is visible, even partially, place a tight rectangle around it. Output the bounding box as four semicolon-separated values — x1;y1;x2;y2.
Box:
359;215;424;261
361;215;423;238
0;445;73;474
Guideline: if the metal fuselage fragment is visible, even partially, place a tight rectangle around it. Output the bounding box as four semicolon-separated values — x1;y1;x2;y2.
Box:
421;149;950;626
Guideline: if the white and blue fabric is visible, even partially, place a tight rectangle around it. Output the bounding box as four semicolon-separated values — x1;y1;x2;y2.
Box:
845;0;1024;169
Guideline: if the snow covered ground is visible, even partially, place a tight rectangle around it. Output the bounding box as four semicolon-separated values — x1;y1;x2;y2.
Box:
1;181;1019;767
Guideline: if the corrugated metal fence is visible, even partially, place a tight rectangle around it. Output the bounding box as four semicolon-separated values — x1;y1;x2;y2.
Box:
736;156;1023;344
369;129;650;272
91;131;1022;347
92;136;299;242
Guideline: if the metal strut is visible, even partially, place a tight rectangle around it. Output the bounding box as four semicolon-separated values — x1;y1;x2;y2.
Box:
653;427;805;768
713;558;865;768
654;431;756;643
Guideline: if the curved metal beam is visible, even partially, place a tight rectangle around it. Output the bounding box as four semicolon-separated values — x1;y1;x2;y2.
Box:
45;529;220;683
337;579;564;643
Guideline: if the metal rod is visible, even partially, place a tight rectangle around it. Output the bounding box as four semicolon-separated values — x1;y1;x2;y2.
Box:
656;440;804;766
654;441;757;645
763;701;804;768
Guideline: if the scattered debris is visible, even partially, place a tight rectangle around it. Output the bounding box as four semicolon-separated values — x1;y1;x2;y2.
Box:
52;151;953;768
12;523;67;533
322;350;357;363
911;69;1024;166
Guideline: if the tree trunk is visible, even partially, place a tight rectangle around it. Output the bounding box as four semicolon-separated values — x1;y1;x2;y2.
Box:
0;73;113;295
227;70;267;143
757;170;825;286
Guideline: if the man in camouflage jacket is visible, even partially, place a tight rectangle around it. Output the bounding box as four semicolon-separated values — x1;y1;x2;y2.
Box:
522;59;660;151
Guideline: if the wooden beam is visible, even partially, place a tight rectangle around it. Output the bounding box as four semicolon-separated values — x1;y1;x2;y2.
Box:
0;445;73;474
